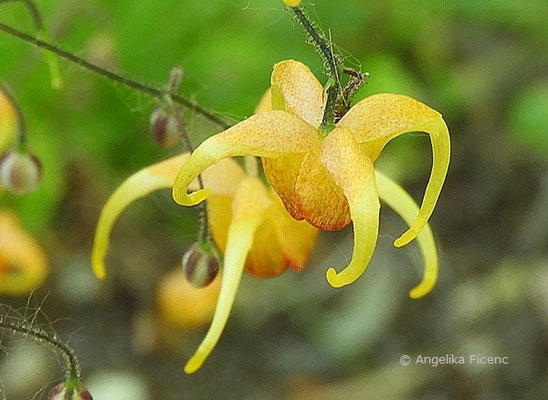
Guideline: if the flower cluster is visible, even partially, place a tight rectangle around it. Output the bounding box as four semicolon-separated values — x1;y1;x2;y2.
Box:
93;59;450;373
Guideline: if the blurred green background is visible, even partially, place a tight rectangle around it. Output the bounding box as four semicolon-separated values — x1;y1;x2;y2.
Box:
1;0;547;398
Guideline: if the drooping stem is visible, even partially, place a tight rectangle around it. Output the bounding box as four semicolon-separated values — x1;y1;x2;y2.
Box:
291;6;341;87
162;68;211;243
0;81;27;148
290;6;343;130
0;319;81;382
0;22;232;129
170;104;210;243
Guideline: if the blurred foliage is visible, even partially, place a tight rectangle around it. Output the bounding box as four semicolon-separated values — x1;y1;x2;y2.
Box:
0;0;547;399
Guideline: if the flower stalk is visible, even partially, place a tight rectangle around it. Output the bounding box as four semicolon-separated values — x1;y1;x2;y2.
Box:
0;0;63;88
0;22;231;129
0;318;81;383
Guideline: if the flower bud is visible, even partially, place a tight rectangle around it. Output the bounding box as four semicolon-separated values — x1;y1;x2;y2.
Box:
0;150;42;195
283;0;301;7
48;382;93;400
182;242;221;288
150;106;180;148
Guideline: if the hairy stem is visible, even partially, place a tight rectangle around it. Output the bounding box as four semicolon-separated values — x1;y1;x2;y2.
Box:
0;319;81;382
0;22;232;129
170;104;210;243
290;6;342;130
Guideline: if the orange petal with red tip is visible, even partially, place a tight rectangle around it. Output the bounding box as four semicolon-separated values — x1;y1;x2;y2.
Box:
318;127;380;288
184;177;271;373
338;93;450;248
172;111;318;206
0;209;48;295
375;170;438;298
294;147;351;230
92;154;245;279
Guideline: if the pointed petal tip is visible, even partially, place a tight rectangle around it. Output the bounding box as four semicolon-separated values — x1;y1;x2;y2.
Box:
173;188;211;206
326;267;349;288
408;278;436;299
92;264;106;280
91;242;107;279
184;357;203;374
394;229;419;248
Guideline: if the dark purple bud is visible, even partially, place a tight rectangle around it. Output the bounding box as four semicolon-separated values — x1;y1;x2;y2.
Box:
150;106;180;148
0;150;42;195
182;242;221;288
48;382;93;400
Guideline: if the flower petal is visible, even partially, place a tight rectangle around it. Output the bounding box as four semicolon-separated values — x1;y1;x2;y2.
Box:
0;210;48;295
338;93;450;248
375;170;438;298
254;89;272;114
268;194;318;271
172;111;318;206
92;154;245;279
271;60;326;128
294;147;351;230
318;127;380;288
256;84;308;220
263;154;306;220
184;177;271;373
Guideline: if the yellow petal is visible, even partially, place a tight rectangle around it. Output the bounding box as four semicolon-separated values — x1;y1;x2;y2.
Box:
318;127;380;288
338;93;450;248
375;171;438;298
172;111;318;206
0;88;18;153
271;60;326;128
254;89;272;114
184;177;270;373
209;183;311;277
92;154;245;279
0;210;48;295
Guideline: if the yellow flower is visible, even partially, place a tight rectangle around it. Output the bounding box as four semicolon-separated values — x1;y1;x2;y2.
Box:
0;209;48;295
172;60;450;295
92;153;317;373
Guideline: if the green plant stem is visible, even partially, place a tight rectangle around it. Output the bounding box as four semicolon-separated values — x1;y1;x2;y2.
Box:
290;6;342;130
0;22;232;129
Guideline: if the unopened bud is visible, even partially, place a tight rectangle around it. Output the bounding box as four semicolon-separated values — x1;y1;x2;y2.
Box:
48;382;93;400
150;106;180;148
0;150;42;195
182;242;221;288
